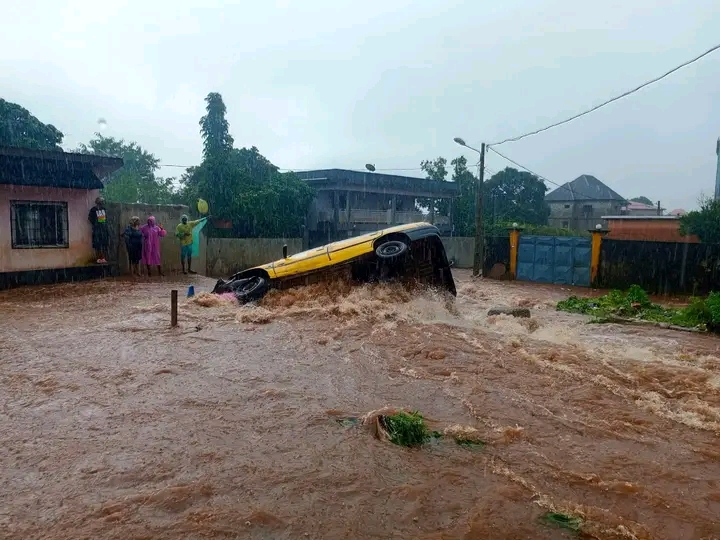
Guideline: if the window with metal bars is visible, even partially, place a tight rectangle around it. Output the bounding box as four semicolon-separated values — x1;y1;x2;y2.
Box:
11;201;69;249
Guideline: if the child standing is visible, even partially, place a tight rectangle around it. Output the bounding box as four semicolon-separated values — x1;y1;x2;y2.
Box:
121;216;143;276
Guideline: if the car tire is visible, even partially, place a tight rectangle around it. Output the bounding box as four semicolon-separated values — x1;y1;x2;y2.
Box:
212;278;230;294
375;240;408;260
233;276;269;303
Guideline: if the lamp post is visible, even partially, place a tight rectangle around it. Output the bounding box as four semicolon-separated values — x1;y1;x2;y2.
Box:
454;137;486;277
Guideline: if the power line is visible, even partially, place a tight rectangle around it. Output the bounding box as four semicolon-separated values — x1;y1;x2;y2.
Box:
487;146;597;201
159;163;427;172
160;163;485;174
489;42;720;146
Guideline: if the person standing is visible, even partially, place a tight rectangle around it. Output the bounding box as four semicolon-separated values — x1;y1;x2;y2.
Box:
88;196;109;263
120;216;143;277
141;216;167;277
175;214;207;274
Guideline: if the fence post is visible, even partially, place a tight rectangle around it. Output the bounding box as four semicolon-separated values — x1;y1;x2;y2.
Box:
590;227;608;285
508;225;523;279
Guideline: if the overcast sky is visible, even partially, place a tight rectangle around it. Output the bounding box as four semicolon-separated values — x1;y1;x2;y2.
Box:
2;0;718;210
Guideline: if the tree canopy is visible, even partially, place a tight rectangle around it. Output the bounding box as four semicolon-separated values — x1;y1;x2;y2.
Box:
181;92;314;237
484;167;549;226
0;99;64;150
200;92;234;162
448;156;476;236
77;134;180;205
630;196;654;206
424;159;550;236
679;197;720;243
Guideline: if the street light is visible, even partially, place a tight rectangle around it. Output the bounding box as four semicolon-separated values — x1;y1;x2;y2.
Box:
454;136;486;277
365;164;376;172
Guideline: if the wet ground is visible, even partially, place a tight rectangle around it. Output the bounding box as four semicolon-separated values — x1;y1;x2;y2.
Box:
0;270;718;540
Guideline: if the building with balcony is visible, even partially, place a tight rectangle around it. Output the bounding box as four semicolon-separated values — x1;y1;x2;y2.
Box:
295;169;458;246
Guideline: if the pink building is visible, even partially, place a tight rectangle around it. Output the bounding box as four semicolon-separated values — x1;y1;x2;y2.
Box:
0;147;122;289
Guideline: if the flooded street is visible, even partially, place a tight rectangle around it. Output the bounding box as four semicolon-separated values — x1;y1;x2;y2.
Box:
1;270;719;540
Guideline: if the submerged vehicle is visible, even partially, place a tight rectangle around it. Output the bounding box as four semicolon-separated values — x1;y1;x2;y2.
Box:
212;222;457;303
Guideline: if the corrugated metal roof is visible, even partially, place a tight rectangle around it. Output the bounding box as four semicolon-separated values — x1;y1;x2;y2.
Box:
625;201;657;210
602;215;679;220
0;146;123;190
545;174;626;202
295;168;458;197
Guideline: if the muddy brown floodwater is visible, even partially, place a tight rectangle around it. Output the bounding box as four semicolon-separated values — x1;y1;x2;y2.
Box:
0;270;719;540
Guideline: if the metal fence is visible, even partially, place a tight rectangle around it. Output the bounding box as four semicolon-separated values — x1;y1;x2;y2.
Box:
484;236;511;275
598;239;720;295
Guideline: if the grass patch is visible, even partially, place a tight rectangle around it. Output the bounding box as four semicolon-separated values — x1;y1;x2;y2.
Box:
540;512;582;533
381;411;430;447
557;286;720;330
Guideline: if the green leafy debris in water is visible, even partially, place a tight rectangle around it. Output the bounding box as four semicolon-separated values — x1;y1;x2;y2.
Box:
381;411;430;447
541;512;583;533
556;286;720;330
455;438;486;449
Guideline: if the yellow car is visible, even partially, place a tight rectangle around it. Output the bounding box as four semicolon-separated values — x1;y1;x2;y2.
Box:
212;222;457;303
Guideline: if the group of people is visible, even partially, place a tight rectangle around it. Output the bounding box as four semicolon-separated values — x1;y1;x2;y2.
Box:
88;197;207;277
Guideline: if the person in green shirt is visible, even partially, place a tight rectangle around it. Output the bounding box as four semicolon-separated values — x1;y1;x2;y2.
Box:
175;214;206;274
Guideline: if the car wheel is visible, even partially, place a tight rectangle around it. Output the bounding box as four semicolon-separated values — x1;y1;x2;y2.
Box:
375;240;408;260
212;278;230;294
234;276;269;303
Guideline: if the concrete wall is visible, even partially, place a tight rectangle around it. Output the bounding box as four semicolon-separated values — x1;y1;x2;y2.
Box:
205;235;488;274
442;236;475;268
106;202;207;275
0;185;100;272
548;200;624;231
207;238;303;277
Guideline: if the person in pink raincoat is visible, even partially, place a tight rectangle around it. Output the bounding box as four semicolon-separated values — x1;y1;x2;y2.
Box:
141;216;167;277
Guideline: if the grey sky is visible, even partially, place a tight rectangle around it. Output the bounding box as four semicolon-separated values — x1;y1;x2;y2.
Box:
1;0;718;211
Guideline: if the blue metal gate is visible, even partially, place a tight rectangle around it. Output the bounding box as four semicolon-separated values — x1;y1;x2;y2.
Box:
517;236;591;286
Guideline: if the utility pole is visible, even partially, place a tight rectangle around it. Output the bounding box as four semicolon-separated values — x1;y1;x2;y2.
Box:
453;137;486;277
715;138;720;201
474;143;486;277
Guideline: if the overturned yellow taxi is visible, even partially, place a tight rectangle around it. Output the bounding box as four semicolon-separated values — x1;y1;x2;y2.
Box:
212;222;457;303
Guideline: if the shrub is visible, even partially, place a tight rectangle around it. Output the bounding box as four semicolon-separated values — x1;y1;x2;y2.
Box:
381;411;430;447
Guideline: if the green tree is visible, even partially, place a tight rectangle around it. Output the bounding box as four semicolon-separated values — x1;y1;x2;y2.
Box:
418;157;449;215
449;156;476;236
200;92;234;162
631;196;654;206
77;134;180;204
185;92;244;220
442;164;550;237
679;197;720;243
420;157;447;182
0;99;63;150
484;167;549;226
181;91;314;237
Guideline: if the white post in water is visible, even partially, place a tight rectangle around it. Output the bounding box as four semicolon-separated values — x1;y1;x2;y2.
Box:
715;138;720;201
